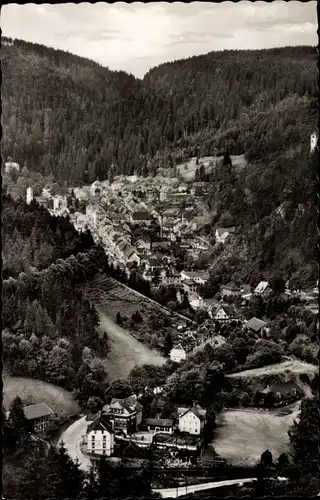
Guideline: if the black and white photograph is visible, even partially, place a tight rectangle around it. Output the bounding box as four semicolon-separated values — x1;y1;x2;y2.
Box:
1;1;319;498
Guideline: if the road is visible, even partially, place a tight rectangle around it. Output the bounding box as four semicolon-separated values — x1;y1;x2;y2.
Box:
153;477;255;498
58;416;91;471
59;308;165;466
96;307;166;380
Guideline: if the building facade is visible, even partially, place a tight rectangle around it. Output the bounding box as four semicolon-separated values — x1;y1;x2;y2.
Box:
178;404;206;436
102;395;143;436
84;414;115;456
23;402;54;433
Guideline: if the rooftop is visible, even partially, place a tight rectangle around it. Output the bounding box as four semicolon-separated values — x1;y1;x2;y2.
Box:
246;317;268;332
23;402;54;420
145;418;174;427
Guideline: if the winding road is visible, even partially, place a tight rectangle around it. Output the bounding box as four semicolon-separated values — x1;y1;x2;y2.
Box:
58;416;90;471
59;308;165;469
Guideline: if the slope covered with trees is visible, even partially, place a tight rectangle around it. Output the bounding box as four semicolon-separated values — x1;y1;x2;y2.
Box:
1;39;317;281
2;38;317;183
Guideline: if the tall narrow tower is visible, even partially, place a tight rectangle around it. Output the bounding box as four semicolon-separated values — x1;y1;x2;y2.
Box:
26;186;34;205
310;131;318;153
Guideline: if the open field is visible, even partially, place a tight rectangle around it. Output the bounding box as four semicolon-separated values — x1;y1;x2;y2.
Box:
83;274;189;346
206;403;300;466
228;360;318;379
176;155;247;181
96;308;166;380
3;375;81;417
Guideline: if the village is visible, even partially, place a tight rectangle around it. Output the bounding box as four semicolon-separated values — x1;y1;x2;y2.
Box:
4;155;319;472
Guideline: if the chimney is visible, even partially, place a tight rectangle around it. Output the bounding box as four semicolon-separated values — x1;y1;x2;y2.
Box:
192;400;197;407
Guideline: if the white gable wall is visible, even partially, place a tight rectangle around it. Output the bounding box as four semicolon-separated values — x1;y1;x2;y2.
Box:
87;429;114;456
178;411;202;435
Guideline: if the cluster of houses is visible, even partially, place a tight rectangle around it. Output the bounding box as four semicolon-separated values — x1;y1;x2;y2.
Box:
167;280;276;364
80;395;207;459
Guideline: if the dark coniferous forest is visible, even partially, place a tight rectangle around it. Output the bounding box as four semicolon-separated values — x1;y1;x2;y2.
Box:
1;38;317;181
1;37;318;284
1;36;319;500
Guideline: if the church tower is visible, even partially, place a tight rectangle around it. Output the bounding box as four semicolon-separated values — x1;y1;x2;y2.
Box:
310;131;318;153
26;186;34;205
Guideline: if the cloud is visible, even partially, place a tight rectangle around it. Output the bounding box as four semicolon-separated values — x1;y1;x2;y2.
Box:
165;31;235;47
1;1;317;77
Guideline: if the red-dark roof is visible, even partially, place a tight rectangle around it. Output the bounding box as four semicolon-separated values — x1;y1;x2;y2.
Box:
132;211;153;220
87;414;114;434
145;418;173;427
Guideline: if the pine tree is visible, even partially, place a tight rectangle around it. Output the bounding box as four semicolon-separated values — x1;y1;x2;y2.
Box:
163;332;173;356
288;397;320;494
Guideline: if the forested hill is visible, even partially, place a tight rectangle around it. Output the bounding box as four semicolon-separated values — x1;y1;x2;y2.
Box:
1;38;317;184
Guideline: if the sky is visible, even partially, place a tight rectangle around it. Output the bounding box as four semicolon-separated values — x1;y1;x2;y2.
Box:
1;1;318;78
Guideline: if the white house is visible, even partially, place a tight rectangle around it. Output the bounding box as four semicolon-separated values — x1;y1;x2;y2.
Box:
74;188;89;202
123;244;140;266
254;281;270;295
189;292;205;310
159;186;171;201
53;198;60;212
178;403;206;436
215;228;228;244
310;131;318;153
209;304;238;322
170;344;187;363
90;181;103;197
145;418;174;435
4;158;20;174
83;414;115;456
26;186;34;205
180;270;209;285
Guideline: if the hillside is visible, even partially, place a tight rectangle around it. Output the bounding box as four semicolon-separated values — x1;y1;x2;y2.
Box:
1;39;317;183
2;38;318;285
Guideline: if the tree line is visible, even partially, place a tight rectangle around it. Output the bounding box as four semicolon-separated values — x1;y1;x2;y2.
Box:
1;38;317;184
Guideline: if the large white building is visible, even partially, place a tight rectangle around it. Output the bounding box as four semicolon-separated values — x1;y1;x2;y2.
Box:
178;403;206;436
83;414;115;456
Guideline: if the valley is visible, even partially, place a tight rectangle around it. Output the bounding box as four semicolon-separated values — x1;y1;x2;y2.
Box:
1;28;319;500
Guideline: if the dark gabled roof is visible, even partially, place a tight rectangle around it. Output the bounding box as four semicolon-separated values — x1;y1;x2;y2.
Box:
221;305;238;317
23;403;54;420
132;211;153;220
246;317;268;332
105;395;143;415
145;418;173;427
123;245;137;258
221;283;240;291
87;414;114;434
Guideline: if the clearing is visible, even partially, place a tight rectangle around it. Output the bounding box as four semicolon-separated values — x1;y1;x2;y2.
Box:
175;155;247;181
96;308;166;380
227;359;318;397
3;375;81;417
83;274;188;346
206;402;300;466
227;359;318;380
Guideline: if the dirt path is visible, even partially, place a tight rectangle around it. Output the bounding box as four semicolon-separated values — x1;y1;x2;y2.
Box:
97;307;166;380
